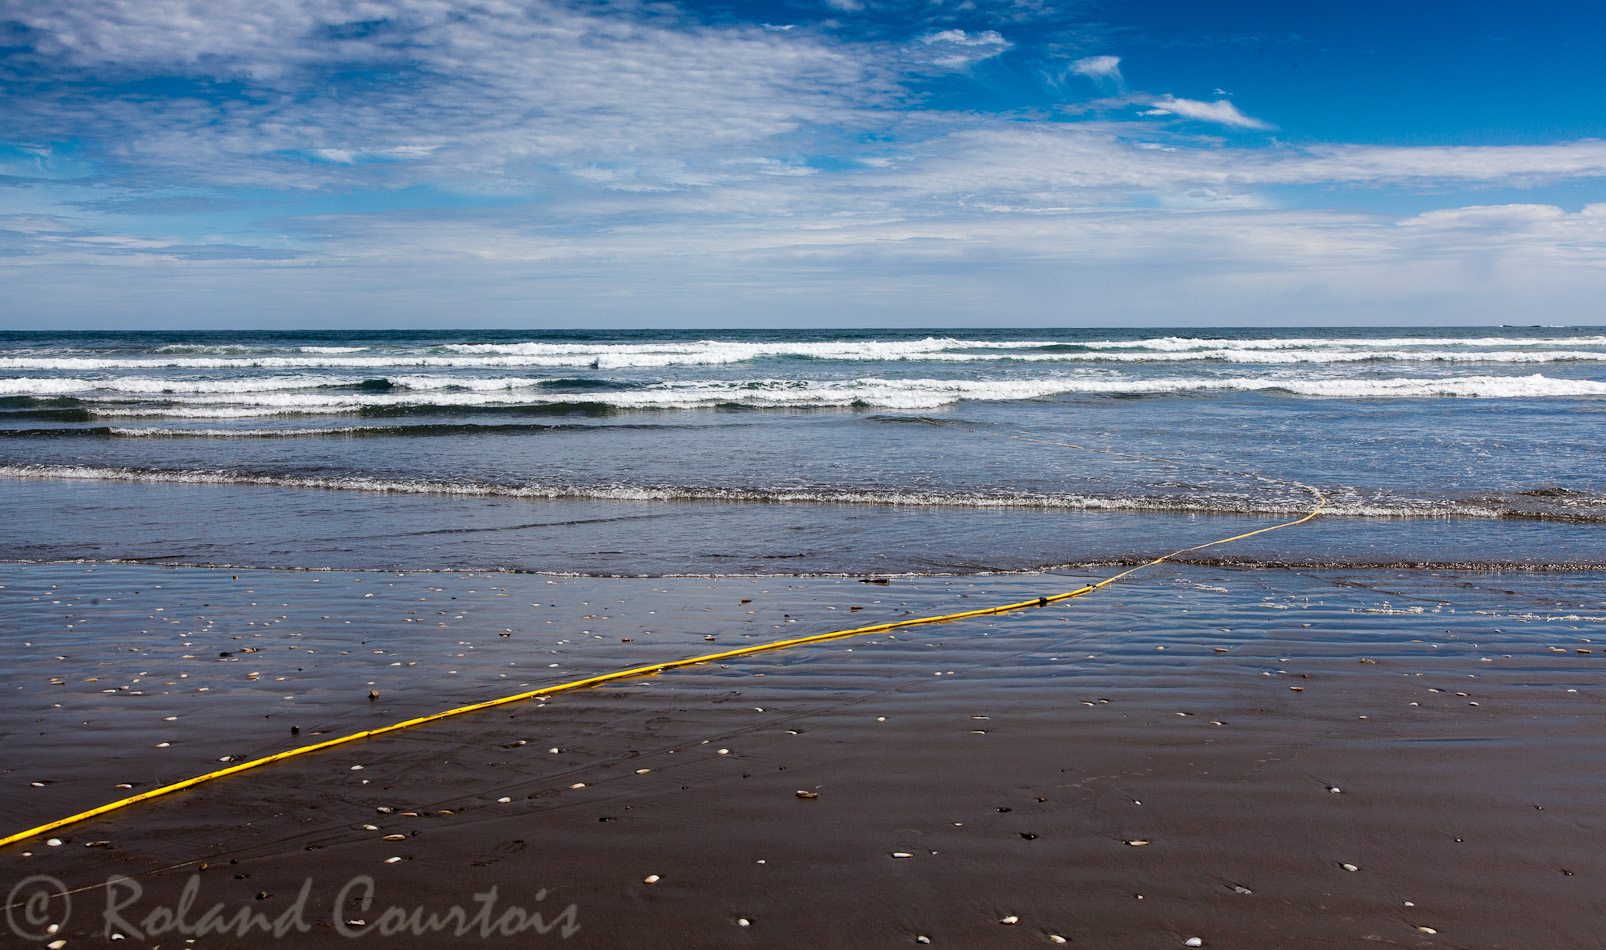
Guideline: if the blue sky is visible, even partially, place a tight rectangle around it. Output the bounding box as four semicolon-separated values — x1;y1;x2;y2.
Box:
2;0;1605;328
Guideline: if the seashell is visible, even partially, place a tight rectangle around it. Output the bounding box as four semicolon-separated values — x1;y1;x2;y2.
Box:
47;838;63;846
350;765;364;771
796;791;818;799
717;749;729;755
643;874;660;883
155;742;170;748
1340;863;1359;872
1126;839;1149;846
1288;686;1303;692
636;768;651;774
570;783;586;789
999;915;1019;925
1185;938;1204;948
1049;936;1068;944
736;918;750;927
362;824;378;831
375;806;394;814
384;857;401;864
1232;884;1252;894
917;937;932;945
49;942;66;950
1417;926;1437;934
30;782;44;787
1327;786;1341;793
891;852;913;859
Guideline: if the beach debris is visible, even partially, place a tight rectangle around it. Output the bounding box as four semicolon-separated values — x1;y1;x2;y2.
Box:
384;857;401;864
350;765;364;771
796;791;818;799
361;824;379;831
1231;884;1252;895
1185;938;1204;948
1340;863;1360;872
155;742;170;748
736;918;750;927
643;874;660;883
498;797;512;803
48;941;66;950
375;806;394;814
1327;786;1341;794
998;915;1018;925
368;690;379;701
1125;839;1150;847
1416;926;1438;935
635;769;651;774
570;783;586;789
1019;833;1037;840
291;726;300;735
30;782;44;788
891;852;913;859
917;937;932;945
717;749;729;755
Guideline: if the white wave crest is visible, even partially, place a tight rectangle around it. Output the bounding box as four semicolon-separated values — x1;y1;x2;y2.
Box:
33;373;1606;418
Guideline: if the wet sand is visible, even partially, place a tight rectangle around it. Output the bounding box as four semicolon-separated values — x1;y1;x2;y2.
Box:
3;563;1604;948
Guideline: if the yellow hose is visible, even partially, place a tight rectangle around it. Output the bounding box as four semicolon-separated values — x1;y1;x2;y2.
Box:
0;419;1324;850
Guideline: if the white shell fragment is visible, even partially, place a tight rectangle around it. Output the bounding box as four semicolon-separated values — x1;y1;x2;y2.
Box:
1185;939;1204;948
644;874;661;884
999;915;1019;925
1341;863;1360;872
891;852;913;859
383;857;401;864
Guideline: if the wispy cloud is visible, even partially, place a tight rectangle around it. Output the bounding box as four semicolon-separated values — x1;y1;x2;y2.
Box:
1068;54;1125;93
1140;95;1273;130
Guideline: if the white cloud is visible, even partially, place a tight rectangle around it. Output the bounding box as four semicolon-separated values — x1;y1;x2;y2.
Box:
1068;54;1124;92
1141;95;1273;130
915;29;1009;68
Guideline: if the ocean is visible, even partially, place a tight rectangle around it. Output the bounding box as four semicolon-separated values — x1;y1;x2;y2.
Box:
6;327;1606;946
2;327;1602;577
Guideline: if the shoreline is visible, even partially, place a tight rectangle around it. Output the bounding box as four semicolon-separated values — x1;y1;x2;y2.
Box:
4;562;1603;946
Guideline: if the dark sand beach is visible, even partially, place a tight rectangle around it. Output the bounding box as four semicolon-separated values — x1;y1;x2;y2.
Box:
5;562;1603;948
